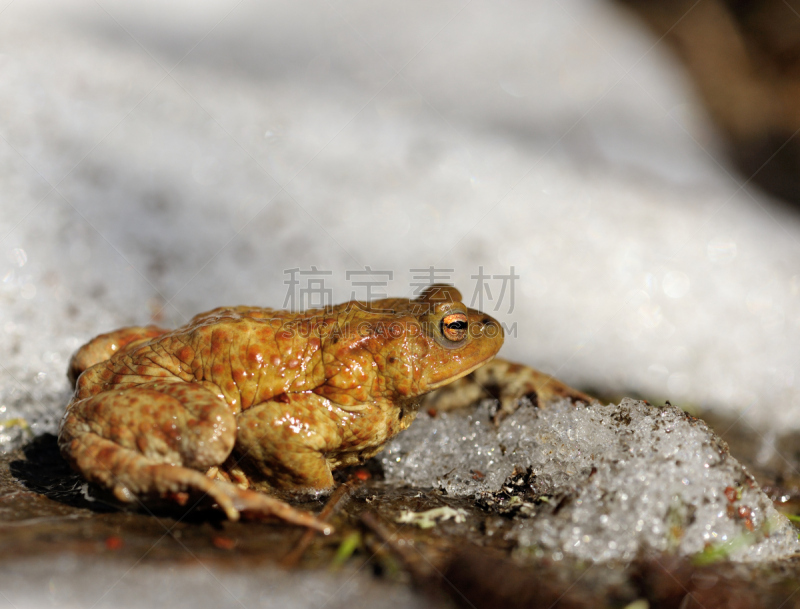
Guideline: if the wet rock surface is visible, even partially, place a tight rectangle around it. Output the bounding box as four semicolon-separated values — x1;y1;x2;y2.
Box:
3;393;800;609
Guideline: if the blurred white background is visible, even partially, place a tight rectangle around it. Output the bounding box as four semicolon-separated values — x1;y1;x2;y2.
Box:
2;0;800;445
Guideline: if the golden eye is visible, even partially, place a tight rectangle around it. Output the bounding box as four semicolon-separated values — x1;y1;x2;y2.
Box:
441;313;468;342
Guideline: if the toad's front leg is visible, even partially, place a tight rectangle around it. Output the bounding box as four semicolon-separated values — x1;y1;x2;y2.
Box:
233;394;347;491
59;380;328;531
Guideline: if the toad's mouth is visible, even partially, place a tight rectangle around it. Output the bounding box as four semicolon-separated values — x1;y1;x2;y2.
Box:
426;353;497;390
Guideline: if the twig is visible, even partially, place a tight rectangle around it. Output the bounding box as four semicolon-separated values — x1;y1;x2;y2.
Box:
280;479;360;568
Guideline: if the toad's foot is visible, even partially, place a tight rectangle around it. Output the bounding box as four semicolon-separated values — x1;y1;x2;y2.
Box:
59;380;328;531
72;434;327;530
422;358;595;423
219;484;331;532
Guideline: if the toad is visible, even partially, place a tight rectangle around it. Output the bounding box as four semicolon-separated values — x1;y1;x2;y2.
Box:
59;285;503;530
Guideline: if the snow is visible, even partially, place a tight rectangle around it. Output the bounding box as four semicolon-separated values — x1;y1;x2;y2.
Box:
1;0;800;585
0;557;435;609
383;398;800;562
3;1;800;445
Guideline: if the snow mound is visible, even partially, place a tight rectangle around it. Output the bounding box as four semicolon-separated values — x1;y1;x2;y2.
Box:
383;398;800;562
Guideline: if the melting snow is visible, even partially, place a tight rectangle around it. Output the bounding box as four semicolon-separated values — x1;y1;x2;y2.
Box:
383;399;800;562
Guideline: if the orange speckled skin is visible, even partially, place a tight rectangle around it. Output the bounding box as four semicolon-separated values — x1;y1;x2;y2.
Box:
59;286;503;525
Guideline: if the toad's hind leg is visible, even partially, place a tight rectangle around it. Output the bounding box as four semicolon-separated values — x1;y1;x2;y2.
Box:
67;326;168;387
59;381;327;530
421;358;595;422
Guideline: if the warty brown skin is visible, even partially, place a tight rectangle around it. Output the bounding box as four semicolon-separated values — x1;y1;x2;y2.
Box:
59;285;503;528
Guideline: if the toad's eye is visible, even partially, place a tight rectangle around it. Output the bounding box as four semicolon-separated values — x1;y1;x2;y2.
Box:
441;313;468;342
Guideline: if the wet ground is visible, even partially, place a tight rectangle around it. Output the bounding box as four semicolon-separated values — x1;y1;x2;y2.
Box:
4;402;800;609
